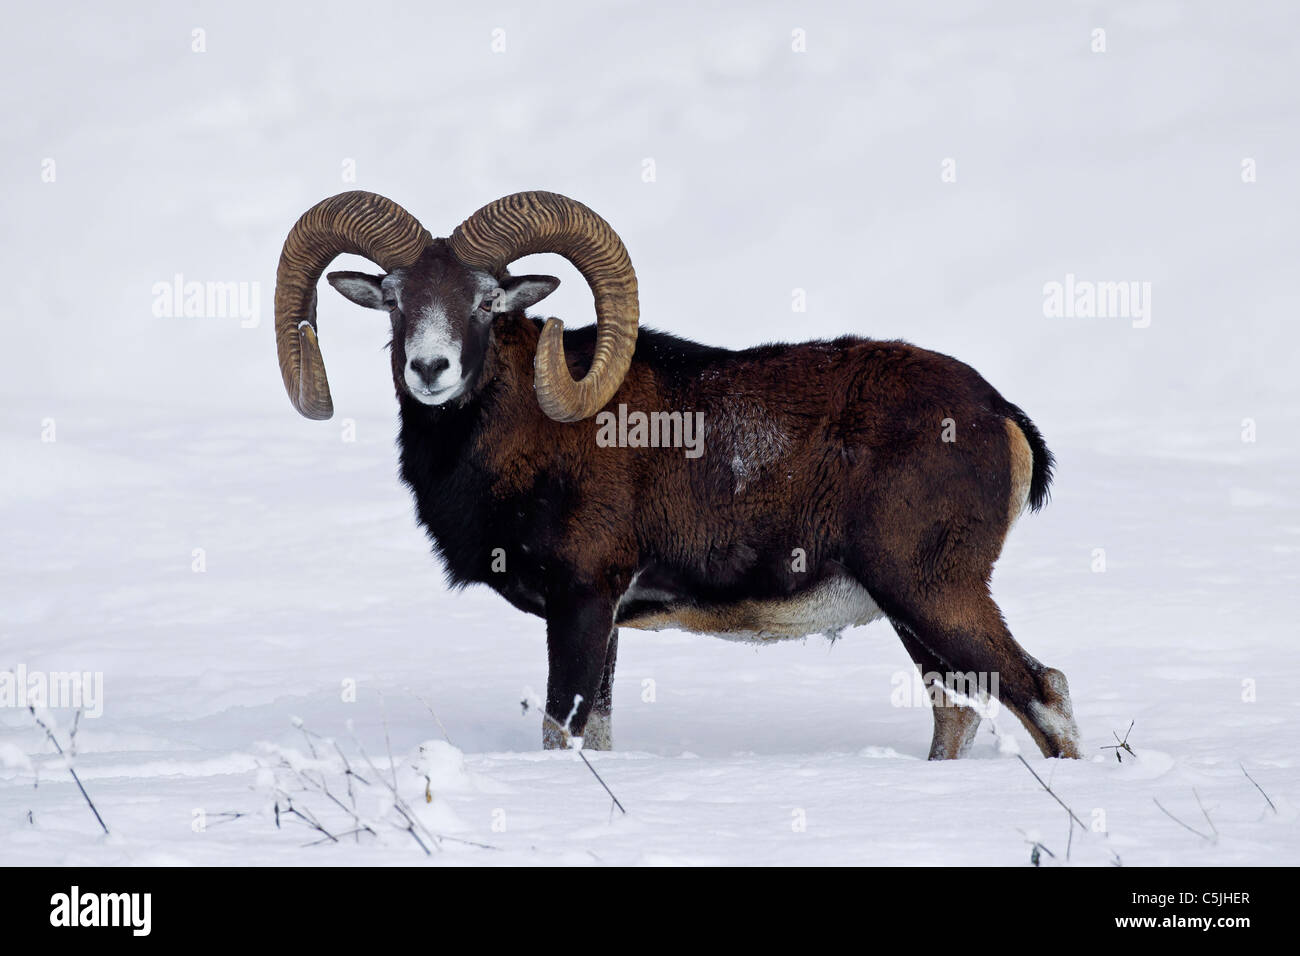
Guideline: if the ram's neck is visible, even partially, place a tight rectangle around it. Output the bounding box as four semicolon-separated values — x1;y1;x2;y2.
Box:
393;313;557;589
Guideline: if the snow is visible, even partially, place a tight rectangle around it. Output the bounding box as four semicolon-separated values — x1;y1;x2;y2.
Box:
2;0;1298;865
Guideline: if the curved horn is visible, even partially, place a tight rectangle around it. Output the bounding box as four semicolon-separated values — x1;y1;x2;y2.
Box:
448;192;638;422
274;191;433;419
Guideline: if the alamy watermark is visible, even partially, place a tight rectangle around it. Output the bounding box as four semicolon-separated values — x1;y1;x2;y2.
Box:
891;669;1000;715
595;403;705;459
152;273;260;328
1042;273;1151;328
1;665;104;718
50;886;150;935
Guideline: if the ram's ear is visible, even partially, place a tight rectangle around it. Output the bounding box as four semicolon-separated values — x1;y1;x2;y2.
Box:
327;271;387;310
491;275;560;313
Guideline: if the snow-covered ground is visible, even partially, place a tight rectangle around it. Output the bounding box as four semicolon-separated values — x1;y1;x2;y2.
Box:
2;1;1297;865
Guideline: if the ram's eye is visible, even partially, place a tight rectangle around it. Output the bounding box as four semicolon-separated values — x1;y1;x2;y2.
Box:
383;299;397;310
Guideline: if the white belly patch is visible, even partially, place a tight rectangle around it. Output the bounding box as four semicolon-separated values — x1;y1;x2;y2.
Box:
620;574;884;643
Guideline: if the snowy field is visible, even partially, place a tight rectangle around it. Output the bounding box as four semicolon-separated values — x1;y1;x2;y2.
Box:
2;1;1298;866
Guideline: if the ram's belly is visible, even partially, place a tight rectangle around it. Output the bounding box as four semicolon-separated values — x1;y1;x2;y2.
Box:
619;574;884;643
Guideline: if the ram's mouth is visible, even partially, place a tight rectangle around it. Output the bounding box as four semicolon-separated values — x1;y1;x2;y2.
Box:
409;382;460;405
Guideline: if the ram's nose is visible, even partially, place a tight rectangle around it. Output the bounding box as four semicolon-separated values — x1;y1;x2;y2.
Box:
408;356;451;389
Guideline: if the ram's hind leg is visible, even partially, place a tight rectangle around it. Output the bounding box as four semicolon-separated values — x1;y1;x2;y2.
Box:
893;622;982;759
884;585;1081;758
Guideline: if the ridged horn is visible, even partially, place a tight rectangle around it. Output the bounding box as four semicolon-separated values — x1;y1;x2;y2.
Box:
274;191;433;419
448;192;638;422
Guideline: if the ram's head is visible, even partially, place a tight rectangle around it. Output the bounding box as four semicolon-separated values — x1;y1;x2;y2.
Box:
273;191;639;421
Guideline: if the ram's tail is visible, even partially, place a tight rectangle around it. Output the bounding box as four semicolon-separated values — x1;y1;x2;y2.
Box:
1001;403;1054;513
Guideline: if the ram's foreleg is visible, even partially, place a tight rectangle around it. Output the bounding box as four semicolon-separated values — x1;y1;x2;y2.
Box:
579;627;618;750
542;584;619;750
